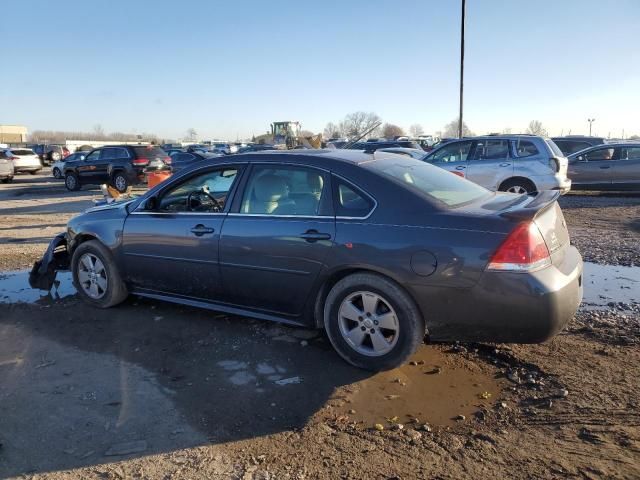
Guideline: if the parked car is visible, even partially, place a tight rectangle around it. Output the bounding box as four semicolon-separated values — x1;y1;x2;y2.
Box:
4;148;42;174
212;142;238;154
237;144;277;153
422;135;570;194
32;144;70;165
348;140;423;152
567;143;640;191
52;152;86;179
169;150;221;173
0;150;15;183
551;136;607;156
63;145;171;192
31;150;582;371
376;147;428;160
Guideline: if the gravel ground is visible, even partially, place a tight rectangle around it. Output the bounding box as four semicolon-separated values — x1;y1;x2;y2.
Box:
0;174;639;478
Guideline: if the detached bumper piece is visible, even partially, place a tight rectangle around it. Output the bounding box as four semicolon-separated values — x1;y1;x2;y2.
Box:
29;233;70;290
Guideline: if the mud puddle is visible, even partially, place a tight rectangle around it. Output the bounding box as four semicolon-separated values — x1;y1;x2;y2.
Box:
334;346;501;428
581;262;640;309
0;270;75;304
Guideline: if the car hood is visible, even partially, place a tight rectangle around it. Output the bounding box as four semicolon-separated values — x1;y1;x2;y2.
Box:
84;198;137;214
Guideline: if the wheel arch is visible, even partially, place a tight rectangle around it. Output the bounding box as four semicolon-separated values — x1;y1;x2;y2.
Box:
311;266;426;334
498;176;537;192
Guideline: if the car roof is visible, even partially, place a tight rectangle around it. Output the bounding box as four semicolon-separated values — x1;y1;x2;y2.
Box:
243;148;375;165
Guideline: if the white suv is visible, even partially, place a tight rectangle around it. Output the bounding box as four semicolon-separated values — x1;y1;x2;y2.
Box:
4;148;42;175
422;135;571;194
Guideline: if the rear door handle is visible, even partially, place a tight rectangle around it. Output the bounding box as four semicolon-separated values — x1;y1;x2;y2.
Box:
300;230;332;242
190;224;215;236
455;165;466;170
599;165;610;169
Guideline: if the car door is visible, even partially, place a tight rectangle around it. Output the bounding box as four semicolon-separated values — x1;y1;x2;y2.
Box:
121;165;243;300
568;146;616;189
612;146;640;189
76;149;103;183
96;147;121;183
424;140;474;177
464;138;513;190
218;163;335;317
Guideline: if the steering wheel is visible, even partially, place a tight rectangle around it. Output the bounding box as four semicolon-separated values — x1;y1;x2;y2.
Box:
187;186;222;212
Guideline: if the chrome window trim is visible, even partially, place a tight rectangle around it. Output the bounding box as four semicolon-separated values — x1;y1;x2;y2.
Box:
226;213;333;219
129;211;227;216
332;173;378;221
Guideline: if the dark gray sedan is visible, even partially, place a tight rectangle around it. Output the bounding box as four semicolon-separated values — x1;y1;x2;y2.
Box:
568;143;640;190
30;150;583;371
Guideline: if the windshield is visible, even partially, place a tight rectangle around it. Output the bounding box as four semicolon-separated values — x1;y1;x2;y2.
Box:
365;157;490;208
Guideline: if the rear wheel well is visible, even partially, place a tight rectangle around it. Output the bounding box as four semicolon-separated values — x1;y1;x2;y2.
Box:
498;176;537;192
312;268;425;333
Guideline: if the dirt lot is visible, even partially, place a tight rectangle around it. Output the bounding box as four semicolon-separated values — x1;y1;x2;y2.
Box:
1;172;639;479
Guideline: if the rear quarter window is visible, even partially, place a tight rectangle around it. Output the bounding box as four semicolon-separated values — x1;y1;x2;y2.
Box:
332;177;375;218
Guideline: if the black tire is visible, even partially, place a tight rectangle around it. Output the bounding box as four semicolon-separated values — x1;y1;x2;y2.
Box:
323;272;425;371
71;240;128;308
499;178;536;195
52;167;61;179
111;172;129;193
65;172;81;191
29;169;41;175
1;177;12;184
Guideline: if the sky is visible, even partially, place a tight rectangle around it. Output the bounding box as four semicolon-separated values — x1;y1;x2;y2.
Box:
2;0;639;140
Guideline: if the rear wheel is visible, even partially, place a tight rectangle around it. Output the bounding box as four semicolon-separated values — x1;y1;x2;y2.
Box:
499;178;536;195
112;172;129;193
65;172;81;191
52;167;61;179
1;177;12;184
71;240;128;308
323;273;425;371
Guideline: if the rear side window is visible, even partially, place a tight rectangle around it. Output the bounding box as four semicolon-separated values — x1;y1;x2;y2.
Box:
333;177;375;218
101;149;116;160
621;147;640;160
472;139;509;161
428;140;473;163
513;139;540;158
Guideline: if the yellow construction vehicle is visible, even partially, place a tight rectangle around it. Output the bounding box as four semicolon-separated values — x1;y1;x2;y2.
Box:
264;121;322;149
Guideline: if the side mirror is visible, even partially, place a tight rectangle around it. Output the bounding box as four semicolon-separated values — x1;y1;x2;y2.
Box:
145;196;158;211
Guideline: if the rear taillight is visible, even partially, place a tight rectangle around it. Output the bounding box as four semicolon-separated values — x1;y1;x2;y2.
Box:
549;157;560;173
132;157;150;166
163;155;172;165
487;222;551;272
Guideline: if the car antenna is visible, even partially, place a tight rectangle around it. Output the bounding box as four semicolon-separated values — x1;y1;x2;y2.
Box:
340;122;383;149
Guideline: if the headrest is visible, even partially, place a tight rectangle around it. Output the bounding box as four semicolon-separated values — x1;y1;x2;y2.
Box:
253;174;289;202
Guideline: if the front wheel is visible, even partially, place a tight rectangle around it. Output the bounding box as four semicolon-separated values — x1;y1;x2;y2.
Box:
52;167;61;179
65;172;81;191
71;240;128;308
323;273;425;371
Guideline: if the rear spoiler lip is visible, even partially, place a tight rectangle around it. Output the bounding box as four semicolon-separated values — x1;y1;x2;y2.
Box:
498;190;561;222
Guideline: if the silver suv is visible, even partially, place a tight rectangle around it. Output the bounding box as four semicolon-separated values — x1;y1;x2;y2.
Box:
423;135;571;194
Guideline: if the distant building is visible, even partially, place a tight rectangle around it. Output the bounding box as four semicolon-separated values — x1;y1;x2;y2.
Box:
0;125;28;143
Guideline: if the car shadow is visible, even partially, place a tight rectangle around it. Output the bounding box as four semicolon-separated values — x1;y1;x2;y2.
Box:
0;298;370;477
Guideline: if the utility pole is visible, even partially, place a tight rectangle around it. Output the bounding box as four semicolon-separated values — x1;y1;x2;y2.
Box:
458;0;466;139
587;118;595;136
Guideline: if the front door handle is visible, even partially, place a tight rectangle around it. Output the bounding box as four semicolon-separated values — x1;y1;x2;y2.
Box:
190;224;215;236
300;230;332;242
455;165;466;170
599;165;611;169
499;163;511;167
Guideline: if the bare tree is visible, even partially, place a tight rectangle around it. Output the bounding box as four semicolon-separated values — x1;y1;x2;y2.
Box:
186;128;198;141
381;123;405;139
409;124;424;137
342;111;381;139
442;118;474;138
526;120;548;136
502;127;512;134
93;124;105;139
323;122;342;139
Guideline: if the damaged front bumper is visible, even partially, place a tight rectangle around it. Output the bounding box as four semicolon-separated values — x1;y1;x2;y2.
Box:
29;232;70;290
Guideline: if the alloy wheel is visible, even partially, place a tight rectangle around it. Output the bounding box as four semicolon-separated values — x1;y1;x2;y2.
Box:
65;175;76;190
338;291;399;357
114;175;127;191
507;185;527;194
77;253;108;299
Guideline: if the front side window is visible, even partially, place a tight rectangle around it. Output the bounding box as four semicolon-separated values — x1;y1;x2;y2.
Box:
513;139;540;158
585;147;615;161
472;139;509;161
158;168;238;213
428;141;473;163
241;165;326;216
85;150;101;161
101;149;116;160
